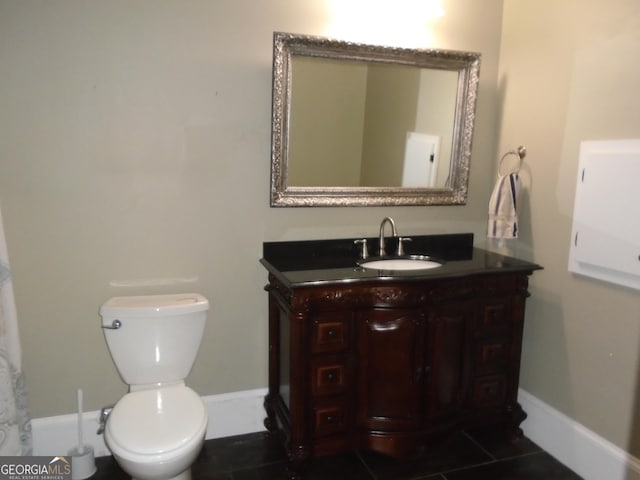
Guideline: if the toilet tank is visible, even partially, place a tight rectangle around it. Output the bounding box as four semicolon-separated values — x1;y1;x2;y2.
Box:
100;293;209;387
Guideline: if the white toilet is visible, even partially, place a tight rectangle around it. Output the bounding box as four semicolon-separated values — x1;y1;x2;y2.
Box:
100;293;210;480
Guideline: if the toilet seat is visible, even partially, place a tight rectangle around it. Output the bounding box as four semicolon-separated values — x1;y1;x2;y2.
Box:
106;384;207;457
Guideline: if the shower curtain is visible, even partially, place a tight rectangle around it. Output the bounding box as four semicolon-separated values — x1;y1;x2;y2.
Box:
0;207;31;455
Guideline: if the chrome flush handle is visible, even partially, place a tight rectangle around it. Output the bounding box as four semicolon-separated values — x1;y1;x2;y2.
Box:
101;319;122;330
97;405;113;434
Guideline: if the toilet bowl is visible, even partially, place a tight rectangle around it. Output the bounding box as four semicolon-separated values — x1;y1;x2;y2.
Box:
105;384;207;480
100;293;210;480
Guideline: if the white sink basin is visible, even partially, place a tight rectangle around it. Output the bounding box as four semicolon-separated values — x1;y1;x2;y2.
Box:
358;255;443;271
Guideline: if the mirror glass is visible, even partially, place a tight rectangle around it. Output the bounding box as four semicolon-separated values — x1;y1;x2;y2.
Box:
270;32;481;207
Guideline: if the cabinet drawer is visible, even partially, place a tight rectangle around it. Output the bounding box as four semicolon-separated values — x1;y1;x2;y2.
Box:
475;340;507;375
312;315;349;353
473;376;506;407
313;401;347;437
475;301;510;333
311;360;346;396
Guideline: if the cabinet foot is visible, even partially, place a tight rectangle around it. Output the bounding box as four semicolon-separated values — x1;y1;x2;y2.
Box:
264;416;277;432
505;402;528;442
263;393;278;432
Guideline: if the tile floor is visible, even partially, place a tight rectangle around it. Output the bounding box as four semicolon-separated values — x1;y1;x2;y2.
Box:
93;428;583;480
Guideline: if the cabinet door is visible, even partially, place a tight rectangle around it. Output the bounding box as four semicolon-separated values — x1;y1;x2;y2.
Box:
426;301;473;420
356;308;427;431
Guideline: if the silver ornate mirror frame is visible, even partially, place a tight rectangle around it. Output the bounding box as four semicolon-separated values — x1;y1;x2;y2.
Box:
270;32;481;207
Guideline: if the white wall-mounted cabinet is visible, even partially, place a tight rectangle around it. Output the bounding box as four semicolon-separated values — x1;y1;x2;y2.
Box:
568;139;640;290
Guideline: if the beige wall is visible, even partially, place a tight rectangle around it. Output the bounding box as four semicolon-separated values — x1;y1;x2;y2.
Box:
415;69;458;186
288;58;367;187
499;0;640;456
0;1;504;420
360;65;420;186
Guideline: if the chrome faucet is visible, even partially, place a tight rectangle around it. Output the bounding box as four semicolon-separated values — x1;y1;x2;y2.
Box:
378;217;397;256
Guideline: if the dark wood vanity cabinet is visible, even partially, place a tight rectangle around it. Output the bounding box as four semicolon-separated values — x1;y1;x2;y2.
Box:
263;271;533;476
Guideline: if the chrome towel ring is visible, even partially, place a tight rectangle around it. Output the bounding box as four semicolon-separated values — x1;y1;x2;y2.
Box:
498;145;527;176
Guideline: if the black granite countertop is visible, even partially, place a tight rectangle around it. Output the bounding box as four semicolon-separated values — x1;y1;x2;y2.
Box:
261;234;542;288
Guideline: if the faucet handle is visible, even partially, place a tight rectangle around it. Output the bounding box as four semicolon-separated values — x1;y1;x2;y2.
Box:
397;237;412;256
354;239;369;260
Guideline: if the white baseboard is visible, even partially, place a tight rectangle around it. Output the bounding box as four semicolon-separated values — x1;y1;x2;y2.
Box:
32;385;640;479
32;388;267;457
519;388;640;480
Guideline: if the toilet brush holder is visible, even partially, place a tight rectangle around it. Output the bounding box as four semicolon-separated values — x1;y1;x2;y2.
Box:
69;388;96;479
68;445;96;480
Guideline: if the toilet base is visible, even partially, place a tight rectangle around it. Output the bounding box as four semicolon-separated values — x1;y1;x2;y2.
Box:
132;469;191;480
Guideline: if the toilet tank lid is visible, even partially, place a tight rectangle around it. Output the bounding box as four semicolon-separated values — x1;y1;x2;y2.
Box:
100;293;209;318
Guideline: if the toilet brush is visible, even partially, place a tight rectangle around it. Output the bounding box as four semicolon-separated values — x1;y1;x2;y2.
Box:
68;388;96;480
77;389;85;454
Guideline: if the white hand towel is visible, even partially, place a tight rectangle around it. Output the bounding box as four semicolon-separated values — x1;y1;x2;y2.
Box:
487;173;519;239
